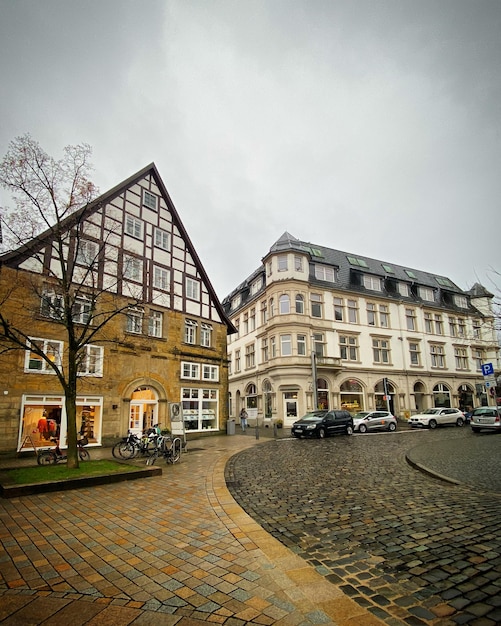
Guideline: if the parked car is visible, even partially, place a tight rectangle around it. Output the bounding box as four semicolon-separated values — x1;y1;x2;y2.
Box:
408;407;464;429
470;406;501;432
353;411;397;433
291;410;353;438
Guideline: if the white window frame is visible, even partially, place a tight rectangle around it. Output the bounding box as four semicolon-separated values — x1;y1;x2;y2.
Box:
200;323;212;347
245;344;255;368
181;362;200;379
202;364;219;381
126;308;143;334
339;335;358;361
123;255;142;282
406;308;416;331
280;334;292;356
184;319;197;344
310;293;322;318
297;334;306;356
186;278;200;300
420;286;435;302
279;294;290;314
454;295;468;308
363;275;382;291
77;345;104;377
143;190;158;211
148;310;163;337
72;296;92;325
125;214;143;239
430;344;446;368
454;347;469;370
398;283;410;297
372;338;390;364
41;291;64;320
409;341;421;366
278;255;288;271
153;266;170;291
25;338;63;373
76;240;98;266
315;265;337;282
154;228;170;251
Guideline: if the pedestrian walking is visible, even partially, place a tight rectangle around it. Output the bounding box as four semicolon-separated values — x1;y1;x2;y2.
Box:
239;408;248;432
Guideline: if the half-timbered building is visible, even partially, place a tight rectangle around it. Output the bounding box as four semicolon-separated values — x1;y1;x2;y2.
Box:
0;164;235;454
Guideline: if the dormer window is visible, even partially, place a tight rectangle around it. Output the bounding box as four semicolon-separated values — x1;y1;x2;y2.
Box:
405;269;417;279
398;283;410;297
419;286;435;302
314;264;337;282
363;275;382;291
454;295;468;308
231;294;241;310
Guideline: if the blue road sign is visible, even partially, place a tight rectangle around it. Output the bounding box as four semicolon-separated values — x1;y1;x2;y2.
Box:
481;362;494;377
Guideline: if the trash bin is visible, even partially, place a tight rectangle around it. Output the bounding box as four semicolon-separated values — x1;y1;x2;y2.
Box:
226;419;235;435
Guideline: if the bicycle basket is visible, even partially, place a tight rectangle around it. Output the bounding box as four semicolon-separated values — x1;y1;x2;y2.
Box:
78;437;89;446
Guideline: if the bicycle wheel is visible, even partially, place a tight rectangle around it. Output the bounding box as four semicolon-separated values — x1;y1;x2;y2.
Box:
116;441;136;459
168;438;182;464
78;448;90;461
146;450;158;466
112;441;126;459
37;452;56;465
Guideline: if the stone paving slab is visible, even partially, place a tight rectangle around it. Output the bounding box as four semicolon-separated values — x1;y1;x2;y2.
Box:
0;433;385;625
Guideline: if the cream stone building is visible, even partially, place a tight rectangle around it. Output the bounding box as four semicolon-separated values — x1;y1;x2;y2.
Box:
223;232;499;427
0;164;235;454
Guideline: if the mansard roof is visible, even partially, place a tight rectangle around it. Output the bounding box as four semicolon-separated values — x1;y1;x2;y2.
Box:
223;232;484;316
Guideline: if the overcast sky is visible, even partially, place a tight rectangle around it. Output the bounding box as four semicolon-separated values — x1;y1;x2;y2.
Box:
1;0;500;300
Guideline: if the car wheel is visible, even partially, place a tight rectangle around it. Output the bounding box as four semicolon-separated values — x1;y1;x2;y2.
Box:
358;424;367;433
318;428;326;438
472;427;480;433
346;425;353;436
428;419;437;429
456;417;464;427
388;422;396;431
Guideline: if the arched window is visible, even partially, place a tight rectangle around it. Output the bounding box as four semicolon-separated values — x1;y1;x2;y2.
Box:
433;383;451;408
295;294;304;314
279;294;290;314
263;379;273;419
340;379;364;412
317;378;329;410
246;383;258;410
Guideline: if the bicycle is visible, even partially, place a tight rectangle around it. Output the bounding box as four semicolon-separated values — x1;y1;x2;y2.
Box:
112;427;159;460
37;436;90;465
146;435;182;465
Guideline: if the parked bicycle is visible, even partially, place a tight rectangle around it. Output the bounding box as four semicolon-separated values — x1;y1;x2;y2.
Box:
112;426;160;460
37;436;90;465
146;435;182;465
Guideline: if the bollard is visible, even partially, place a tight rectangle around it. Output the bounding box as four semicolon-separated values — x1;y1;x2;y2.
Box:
255;424;259;440
273;423;278;438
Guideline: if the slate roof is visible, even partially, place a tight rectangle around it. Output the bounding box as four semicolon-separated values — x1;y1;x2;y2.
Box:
223;232;487;318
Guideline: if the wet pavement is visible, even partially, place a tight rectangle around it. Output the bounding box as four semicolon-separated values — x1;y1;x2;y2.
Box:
0;424;500;625
226;426;501;625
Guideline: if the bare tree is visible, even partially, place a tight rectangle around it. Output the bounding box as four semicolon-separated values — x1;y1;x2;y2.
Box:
0;135;138;468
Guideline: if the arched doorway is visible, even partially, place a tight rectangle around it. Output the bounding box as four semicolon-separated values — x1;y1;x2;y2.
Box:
317;378;329;410
129;387;158;435
458;384;474;412
245;383;258;422
340;379;364;412
413;382;426;412
262;379;273;420
374;379;395;414
433;383;451;408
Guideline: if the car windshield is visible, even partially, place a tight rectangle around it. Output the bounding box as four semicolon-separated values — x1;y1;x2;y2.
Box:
354;412;370;419
422;409;441;414
298;413;324;422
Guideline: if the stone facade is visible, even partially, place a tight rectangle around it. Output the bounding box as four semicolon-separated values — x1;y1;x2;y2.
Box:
223;232;499;427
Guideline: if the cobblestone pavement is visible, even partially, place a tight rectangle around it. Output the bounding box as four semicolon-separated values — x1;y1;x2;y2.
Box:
226;427;501;625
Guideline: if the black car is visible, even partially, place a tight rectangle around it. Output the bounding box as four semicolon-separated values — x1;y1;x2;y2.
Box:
291;410;354;438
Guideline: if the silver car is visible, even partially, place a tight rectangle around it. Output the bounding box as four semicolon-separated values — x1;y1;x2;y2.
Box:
470;406;501;432
353;411;397;433
408;407;464;429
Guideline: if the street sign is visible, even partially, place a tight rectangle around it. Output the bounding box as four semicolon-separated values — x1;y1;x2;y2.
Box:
481;363;494;377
